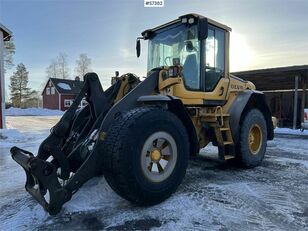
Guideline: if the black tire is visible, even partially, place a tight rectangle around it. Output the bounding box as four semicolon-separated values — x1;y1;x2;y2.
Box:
229;109;267;168
103;107;189;205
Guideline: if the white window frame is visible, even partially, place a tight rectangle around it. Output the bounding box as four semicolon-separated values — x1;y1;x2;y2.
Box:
64;99;73;107
46;87;50;95
80;99;87;108
51;87;55;95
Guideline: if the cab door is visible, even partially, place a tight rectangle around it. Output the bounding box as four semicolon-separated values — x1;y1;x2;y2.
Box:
200;25;229;105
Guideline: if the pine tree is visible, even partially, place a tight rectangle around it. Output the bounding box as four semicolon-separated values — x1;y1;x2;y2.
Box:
9;63;31;108
4;39;16;73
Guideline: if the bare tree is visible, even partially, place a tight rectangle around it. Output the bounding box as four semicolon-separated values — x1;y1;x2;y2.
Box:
57;52;70;79
75;53;91;77
46;59;59;79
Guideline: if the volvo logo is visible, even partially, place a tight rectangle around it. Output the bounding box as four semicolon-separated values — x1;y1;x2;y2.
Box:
231;84;244;90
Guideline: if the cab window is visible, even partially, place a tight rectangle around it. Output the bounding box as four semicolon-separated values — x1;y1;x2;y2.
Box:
204;26;225;91
147;23;201;90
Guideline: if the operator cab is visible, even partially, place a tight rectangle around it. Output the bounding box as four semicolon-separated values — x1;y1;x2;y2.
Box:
138;14;231;93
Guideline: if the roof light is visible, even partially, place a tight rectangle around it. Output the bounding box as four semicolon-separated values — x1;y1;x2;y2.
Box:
188;18;194;24
181;18;187;23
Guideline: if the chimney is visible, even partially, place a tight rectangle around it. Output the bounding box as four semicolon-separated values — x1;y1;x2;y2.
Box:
75;76;80;81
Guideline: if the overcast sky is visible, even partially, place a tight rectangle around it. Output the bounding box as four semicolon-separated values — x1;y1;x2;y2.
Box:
1;0;308;92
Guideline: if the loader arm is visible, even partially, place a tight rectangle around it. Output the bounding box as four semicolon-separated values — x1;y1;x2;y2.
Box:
10;71;157;215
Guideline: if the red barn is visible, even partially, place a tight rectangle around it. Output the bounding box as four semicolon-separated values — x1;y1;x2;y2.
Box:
42;77;84;111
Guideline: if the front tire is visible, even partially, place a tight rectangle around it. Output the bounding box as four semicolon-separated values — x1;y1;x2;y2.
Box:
230;109;267;168
103;107;189;205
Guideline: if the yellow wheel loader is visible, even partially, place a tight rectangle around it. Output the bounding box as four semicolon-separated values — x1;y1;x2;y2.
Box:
11;14;274;215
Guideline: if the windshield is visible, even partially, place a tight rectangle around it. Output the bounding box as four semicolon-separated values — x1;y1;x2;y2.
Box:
147;23;200;89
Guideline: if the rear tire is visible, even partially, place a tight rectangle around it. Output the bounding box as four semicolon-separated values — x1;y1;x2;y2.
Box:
229;109;267;168
103;107;189;205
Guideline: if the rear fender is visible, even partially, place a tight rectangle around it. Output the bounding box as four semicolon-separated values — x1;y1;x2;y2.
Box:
228;90;274;143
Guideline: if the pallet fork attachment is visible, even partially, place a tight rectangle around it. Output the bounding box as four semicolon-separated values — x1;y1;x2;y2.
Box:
10;73;111;215
10;71;158;215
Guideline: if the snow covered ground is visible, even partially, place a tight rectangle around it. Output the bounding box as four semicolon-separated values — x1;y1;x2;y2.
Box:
275;127;308;136
0;116;307;230
5;107;64;116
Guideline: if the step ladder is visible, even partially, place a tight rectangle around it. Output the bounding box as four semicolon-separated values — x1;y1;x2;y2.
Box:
202;106;235;161
214;116;235;161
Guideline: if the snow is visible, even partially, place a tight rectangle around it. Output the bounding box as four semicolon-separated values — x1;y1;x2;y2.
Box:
57;82;71;90
5;107;64;116
0;129;27;148
275;127;308;136
0;116;307;230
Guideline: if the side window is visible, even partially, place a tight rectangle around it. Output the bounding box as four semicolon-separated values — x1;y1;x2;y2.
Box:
64;99;73;108
206;29;215;68
204;27;225;91
51;87;55;95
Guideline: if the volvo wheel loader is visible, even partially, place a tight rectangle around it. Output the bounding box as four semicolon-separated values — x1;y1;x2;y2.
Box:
11;14;274;215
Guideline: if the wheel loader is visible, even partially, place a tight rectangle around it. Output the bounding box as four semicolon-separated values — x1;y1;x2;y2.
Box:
11;13;274;215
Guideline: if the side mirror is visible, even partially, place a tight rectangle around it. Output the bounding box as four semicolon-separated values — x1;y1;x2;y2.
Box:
136;39;141;58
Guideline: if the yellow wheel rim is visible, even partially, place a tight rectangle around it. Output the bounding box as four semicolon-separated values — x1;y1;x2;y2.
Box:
150;149;161;162
248;124;263;155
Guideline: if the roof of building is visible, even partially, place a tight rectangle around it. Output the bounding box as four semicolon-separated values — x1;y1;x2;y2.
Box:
0;23;12;41
232;65;308;91
48;78;84;95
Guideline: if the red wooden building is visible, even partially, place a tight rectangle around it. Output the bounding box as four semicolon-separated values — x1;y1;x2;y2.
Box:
0;24;12;129
42;77;84;111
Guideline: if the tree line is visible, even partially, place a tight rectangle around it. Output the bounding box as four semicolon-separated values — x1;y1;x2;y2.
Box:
46;53;92;79
4;40;91;108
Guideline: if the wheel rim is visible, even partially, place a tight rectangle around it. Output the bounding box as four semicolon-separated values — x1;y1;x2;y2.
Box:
248;124;263;155
141;131;177;183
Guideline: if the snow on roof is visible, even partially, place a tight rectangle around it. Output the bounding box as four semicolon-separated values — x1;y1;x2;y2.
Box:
47;78;84;95
57;82;72;90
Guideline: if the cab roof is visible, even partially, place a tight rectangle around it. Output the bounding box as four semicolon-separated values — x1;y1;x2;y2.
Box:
141;13;231;38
